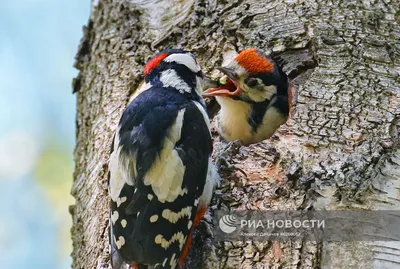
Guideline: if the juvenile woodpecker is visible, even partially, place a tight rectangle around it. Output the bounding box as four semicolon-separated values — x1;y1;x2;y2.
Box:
109;49;219;269
203;48;291;145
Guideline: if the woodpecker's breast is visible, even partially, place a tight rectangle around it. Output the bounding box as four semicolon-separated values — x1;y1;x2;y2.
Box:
250;106;287;144
216;97;287;145
216;97;254;144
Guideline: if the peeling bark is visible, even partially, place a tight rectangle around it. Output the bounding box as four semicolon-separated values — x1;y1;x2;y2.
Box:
71;0;400;268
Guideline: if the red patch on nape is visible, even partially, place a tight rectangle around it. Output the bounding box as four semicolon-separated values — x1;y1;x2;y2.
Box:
144;52;169;76
235;48;274;74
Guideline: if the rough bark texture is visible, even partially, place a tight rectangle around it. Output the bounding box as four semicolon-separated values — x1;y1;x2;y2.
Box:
71;0;400;268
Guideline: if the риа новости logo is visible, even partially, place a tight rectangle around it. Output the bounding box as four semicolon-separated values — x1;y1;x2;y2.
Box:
219;215;238;234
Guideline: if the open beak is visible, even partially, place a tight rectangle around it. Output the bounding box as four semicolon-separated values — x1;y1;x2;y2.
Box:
202;76;220;90
216;67;238;80
202;67;242;97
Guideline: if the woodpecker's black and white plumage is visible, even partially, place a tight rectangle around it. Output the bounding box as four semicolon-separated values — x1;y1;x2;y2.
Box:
203;48;291;145
109;49;219;269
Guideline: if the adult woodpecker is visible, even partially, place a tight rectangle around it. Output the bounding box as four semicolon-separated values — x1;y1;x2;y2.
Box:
203;48;291;145
109;49;219;269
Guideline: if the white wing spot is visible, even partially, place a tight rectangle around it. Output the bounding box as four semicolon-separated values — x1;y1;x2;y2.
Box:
147;194;154;201
115;236;125;249
170;253;178;269
187;220;193;230
194;199;199;206
155;234;163;244
155;233;187;251
162;258;168;267
162;207;192;224
121;219;127;228
150;215;159;223
180;188;188;196
116;196;127;207
137;211;140;217
111;211;119;225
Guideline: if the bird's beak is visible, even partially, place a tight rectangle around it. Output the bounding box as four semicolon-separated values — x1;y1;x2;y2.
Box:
202;67;242;97
216;67;238;81
202;76;220;90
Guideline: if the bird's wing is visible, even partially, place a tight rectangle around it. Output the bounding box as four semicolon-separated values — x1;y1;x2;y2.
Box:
109;89;212;268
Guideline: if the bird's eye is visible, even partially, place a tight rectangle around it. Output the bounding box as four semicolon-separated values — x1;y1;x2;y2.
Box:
246;78;259;87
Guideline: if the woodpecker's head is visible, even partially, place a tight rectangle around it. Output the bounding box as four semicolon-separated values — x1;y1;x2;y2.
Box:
143;49;209;98
203;48;289;103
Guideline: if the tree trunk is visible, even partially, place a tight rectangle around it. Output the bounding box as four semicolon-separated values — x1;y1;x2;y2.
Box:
70;0;400;268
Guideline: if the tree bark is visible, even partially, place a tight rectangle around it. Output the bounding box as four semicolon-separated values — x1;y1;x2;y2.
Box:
71;0;400;268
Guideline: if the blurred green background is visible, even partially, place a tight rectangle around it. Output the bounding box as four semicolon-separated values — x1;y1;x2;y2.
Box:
0;1;90;268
